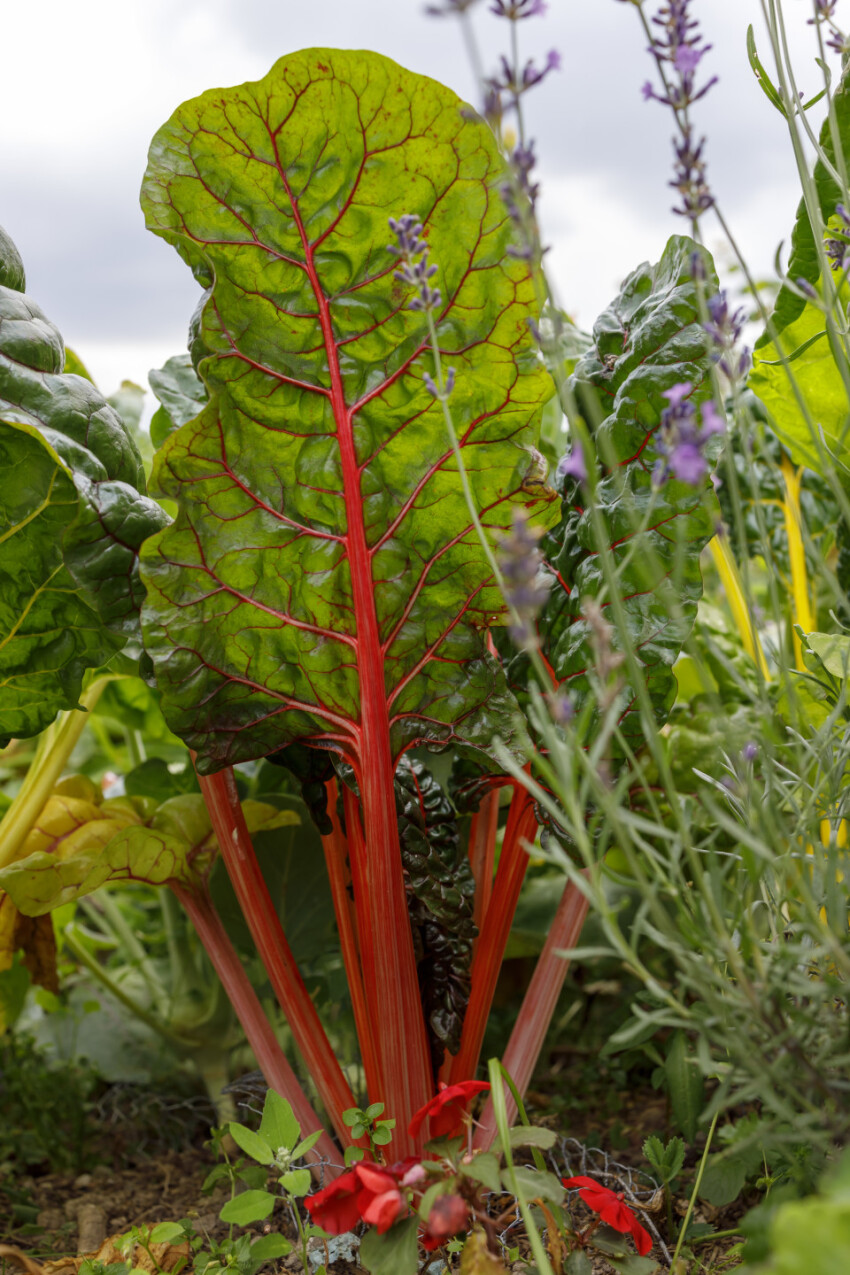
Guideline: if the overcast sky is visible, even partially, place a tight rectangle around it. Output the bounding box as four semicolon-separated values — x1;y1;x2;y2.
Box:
0;0;829;404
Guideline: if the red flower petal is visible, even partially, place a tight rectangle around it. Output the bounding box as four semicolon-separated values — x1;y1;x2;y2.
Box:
303;1170;361;1235
562;1176;652;1256
408;1080;491;1141
359;1187;406;1234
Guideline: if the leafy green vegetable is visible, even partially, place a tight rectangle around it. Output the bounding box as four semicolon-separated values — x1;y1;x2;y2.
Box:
503;236;721;751
0;227;168;742
138;48;558;775
749;68;850;474
148;353;207;449
0;773;296;914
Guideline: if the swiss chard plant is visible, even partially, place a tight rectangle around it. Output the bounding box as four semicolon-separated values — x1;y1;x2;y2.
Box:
0;44;720;1169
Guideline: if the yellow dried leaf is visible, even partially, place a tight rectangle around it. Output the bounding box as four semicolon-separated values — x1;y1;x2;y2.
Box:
459;1229;510;1274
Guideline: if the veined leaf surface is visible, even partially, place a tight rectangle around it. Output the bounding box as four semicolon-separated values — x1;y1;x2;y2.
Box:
139;48;557;776
505;237;721;749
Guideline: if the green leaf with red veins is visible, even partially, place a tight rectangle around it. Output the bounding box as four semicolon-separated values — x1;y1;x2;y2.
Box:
503;236;721;753
138;48;558;776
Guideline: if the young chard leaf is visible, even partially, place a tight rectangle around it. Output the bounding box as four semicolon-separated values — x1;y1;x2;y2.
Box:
0;773;296;915
0;228;168;743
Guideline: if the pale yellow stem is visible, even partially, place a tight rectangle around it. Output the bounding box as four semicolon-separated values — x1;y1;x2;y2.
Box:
0;676;111;871
709;536;771;680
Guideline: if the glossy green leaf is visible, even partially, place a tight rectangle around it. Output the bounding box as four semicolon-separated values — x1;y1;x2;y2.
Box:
504;236;720;751
805;632;850;678
149;1223;186;1244
247;1234;291;1264
0;774;296;916
139;48;558;776
507;1124;557;1149
358;1216;419;1275
259;1089;301;1153
501;1165;565;1206
219;1189;275;1226
459;1151;501;1193
0;227;168;742
228;1121;275;1164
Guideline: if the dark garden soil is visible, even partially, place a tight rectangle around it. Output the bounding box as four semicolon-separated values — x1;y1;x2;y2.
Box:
0;1079;748;1275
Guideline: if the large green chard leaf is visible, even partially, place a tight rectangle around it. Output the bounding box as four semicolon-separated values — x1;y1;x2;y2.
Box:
749;70;850;475
504;236;721;751
138;48;558;776
0;773;297;916
0;228;168;742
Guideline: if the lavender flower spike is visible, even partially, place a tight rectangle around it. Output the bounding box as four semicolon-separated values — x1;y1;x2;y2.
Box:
388;214;442;312
557;445;588;485
497;509;551;651
490;0;547;17
653;383;725;488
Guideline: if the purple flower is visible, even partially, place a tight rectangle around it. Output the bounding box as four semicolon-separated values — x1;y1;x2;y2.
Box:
668;439;707;485
557;445;588;485
388;214;442;312
742;741;758;763
423;367;456;398
547;692;574;725
825;230;850;273
703;290;748;381
490;0;547;16
486;48;560;103
654;386;725;488
663;381;693;408
796;277;819;301
674;44;704;73
633;1;717;223
497;510;551;650
700;400;725;437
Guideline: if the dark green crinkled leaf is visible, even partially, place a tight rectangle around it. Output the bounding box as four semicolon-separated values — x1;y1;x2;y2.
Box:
504;236;721;752
395;756;476;1070
139;49;558;775
0;227;168;741
149;353;207;450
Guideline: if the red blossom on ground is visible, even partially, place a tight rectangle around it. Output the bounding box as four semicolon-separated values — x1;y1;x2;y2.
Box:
355;1162;408;1233
303;1169;362;1234
408;1080;491;1141
422;1192;470;1250
304;1159;419;1236
562;1175;653;1256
